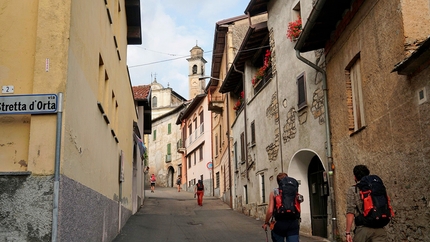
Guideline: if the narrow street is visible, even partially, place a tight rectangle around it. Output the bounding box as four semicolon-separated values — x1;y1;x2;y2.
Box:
113;187;328;242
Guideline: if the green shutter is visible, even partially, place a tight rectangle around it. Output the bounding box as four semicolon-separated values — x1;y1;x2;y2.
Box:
168;123;171;134
153;130;156;140
167;143;171;155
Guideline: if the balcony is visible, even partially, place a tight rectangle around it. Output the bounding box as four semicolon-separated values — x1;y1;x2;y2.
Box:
209;94;223;114
165;154;172;163
177;139;185;153
185;123;204;147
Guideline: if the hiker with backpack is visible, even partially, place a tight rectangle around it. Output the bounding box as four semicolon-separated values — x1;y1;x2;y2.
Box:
346;165;394;242
194;180;204;206
262;173;303;242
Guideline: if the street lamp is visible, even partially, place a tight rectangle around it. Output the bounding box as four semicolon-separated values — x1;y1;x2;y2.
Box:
199;76;221;81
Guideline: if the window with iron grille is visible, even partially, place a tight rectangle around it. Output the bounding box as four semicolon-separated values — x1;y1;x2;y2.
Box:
216;172;220;188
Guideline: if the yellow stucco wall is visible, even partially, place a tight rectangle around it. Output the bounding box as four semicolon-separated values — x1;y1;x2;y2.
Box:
0;0;137;210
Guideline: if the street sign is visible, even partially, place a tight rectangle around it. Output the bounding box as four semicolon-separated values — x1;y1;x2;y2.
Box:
207;162;212;170
0;94;58;115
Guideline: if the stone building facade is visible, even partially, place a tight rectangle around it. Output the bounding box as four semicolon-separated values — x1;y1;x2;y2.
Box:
218;0;329;238
295;0;430;241
147;80;187;188
206;14;263;207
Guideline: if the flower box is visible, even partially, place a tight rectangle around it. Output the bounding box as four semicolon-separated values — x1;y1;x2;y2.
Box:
287;17;302;42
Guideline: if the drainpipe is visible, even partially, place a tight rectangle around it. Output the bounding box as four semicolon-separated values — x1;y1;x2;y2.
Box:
295;50;338;240
232;64;249;180
225;29;233;208
51;92;63;242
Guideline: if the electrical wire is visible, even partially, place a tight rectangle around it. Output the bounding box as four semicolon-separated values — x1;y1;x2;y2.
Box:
128;45;270;68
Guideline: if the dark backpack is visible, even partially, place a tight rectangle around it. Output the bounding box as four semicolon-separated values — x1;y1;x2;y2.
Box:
355;175;394;228
197;182;204;191
273;177;301;219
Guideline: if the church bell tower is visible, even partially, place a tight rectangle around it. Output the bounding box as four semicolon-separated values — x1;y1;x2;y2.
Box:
187;45;207;99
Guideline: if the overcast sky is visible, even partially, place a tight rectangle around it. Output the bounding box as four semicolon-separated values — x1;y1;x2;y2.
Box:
127;0;250;99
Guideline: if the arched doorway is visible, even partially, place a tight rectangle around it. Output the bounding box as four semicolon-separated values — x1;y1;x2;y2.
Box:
307;156;328;238
167;166;174;187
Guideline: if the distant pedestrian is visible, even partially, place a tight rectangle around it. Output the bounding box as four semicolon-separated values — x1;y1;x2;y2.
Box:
346;165;393;242
150;174;156;193
194;180;204;206
176;176;181;192
262;173;303;242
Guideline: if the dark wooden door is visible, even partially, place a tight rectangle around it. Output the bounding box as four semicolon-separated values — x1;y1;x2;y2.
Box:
308;156;328;238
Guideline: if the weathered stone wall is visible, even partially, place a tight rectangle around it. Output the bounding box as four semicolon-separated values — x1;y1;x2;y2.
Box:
0;174;53;241
0;174;132;242
326;0;430;240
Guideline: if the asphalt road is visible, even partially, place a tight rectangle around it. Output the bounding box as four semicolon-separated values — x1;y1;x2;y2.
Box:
113;187;329;242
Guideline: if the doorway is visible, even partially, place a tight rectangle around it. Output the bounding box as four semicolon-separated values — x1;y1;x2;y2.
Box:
307;156;328;238
167;166;174;187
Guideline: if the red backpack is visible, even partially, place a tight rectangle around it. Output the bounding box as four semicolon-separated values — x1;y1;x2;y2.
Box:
355;175;394;228
273;177;301;219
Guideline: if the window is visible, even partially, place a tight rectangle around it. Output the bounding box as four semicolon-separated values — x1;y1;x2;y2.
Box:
194;152;196;165
297;72;307;110
192;65;197;74
188;123;192;136
152;96;157;108
250;121;256;145
240;132;245;162
219;125;222;149
215;135;218;156
216;172;220;188
168;123;171;134
260;174;266;203
292;1;301;20
234;142;238;169
346;54;365;133
167;143;171;155
199;146;203;160
199;111;204;133
244;185;248;204
188;156;191;168
253;48;272;93
153;130;156;140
